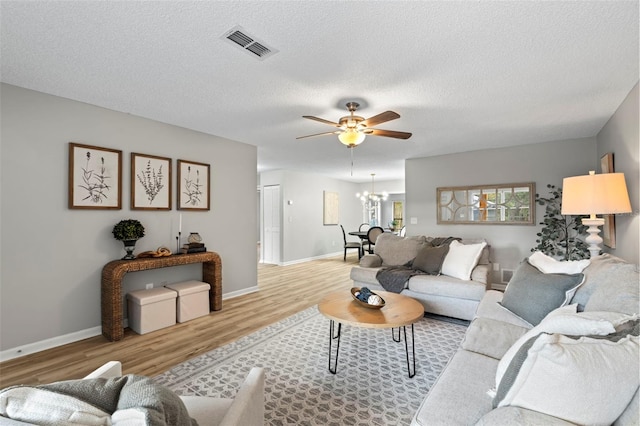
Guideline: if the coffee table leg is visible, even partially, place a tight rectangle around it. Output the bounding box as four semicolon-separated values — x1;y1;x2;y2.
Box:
403;325;416;378
392;327;401;342
328;320;342;374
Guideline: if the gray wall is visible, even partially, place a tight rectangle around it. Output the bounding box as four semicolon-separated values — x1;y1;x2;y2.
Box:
405;137;598;284
597;82;639;264
259;170;363;264
0;84;257;352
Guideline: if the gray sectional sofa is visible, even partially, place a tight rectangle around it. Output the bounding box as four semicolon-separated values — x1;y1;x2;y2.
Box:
412;253;639;425
350;233;491;320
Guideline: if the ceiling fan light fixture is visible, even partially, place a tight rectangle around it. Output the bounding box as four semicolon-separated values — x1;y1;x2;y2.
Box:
338;129;366;147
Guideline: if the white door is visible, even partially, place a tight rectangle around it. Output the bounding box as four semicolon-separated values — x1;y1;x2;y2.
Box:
263;185;281;264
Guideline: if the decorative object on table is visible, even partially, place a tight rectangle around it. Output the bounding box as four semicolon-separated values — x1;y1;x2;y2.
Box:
136;247;172;258
437;182;535;225
599;153;617;248
561;170;631;258
531;184;589;260
131;152;171;210
177;159;210;211
68;142;122;210
112;219;145;260
182;233;207;254
181;242;207;254
187;232;202;243
350;287;386;309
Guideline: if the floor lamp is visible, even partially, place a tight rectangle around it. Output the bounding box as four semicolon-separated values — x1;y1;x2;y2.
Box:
561;171;632;258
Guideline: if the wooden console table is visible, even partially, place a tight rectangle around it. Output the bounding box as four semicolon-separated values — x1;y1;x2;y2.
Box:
101;252;222;341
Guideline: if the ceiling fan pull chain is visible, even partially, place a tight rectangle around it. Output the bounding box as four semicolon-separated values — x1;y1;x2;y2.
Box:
350;147;354;176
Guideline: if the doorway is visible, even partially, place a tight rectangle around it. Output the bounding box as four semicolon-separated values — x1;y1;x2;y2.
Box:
262;185;281;264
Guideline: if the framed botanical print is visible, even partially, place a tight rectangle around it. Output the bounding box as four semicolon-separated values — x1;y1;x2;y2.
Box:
131;153;171;210
177;159;210;211
68;142;122;209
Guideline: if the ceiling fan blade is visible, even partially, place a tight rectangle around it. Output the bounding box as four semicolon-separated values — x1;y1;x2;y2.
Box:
362;111;400;127
296;131;341;140
302;115;340;127
366;128;412;139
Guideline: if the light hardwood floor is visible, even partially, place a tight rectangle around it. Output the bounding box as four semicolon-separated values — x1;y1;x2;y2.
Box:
0;253;359;388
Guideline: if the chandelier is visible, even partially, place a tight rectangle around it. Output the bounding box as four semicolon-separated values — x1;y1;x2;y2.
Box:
356;173;388;203
356;174;388;226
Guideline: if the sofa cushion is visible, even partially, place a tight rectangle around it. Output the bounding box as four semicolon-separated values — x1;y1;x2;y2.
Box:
412;245;449;274
475;406;577;426
584;263;639;315
411;349;498;426
441;240;487;281
350;266;381;285
528;251;590;274
474;290;533;329
358;254;382;268
461;317;529;360
571;253;631;310
373;233;428;266
499;260;584;326
494;328;639;425
408;275;487;301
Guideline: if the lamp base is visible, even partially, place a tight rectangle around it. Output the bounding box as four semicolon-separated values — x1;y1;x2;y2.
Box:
582;218;605;258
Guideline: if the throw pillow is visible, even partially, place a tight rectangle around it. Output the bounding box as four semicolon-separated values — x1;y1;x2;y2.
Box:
499;260;584;326
0;386;111;425
412;245;449;274
528;251;590;274
493;327;639;425
494;306;638;387
441;240;487;281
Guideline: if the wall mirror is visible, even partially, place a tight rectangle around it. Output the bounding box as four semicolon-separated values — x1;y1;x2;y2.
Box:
437;183;535;225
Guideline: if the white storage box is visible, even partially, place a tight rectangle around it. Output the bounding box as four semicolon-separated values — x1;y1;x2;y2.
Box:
165;280;211;323
127;287;177;334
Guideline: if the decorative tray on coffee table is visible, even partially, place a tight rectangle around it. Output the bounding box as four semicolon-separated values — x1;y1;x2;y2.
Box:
350;287;386;309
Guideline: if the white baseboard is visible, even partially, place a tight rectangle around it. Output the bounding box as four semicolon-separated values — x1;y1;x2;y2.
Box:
280;251;343;266
0;326;104;362
1;289;257;362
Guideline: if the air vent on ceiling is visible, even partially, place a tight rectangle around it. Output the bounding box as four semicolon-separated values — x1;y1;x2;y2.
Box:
221;25;279;61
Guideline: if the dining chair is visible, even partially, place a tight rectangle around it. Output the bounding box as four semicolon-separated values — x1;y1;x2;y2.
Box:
363;226;384;254
399;226;406;237
358;223;370;232
340;224;362;261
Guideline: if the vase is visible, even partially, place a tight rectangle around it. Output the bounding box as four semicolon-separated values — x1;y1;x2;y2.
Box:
122;239;137;260
188;232;202;244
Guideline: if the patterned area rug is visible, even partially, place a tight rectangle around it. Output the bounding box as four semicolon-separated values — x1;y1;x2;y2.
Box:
155;306;467;425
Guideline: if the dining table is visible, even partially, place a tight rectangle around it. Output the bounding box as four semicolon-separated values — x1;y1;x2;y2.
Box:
348;231;369;241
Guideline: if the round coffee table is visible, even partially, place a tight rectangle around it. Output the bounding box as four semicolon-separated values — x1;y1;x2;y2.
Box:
317;289;424;377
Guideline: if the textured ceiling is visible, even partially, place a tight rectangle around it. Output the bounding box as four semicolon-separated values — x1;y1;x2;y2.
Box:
1;1;638;182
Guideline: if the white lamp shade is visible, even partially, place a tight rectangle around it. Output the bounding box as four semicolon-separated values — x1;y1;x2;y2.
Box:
561;172;632;215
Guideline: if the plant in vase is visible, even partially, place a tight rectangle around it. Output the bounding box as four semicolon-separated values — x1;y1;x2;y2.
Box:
112;219;145;260
531;184;589;260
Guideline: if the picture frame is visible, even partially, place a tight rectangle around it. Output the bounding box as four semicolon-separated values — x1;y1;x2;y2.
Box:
131;152;172;210
600;152;616;248
323;191;339;225
177;159;210;211
68;142;122;209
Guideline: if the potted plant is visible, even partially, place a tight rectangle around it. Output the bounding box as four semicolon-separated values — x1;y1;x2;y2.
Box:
531;184;589;260
112;219;145;259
